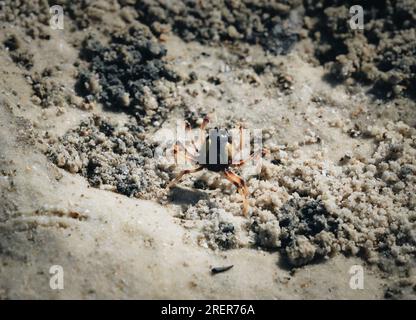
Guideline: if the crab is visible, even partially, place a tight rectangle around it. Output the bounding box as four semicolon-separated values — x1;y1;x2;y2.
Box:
167;116;266;216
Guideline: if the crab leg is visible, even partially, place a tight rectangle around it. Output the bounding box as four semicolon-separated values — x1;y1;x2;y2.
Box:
173;141;198;164
231;148;269;168
185;121;200;153
198;116;209;150
238;124;244;160
223;170;249;216
231;123;249;163
167;166;204;189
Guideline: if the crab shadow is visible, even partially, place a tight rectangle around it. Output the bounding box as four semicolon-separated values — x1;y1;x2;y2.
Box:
276;253;330;272
168;186;209;207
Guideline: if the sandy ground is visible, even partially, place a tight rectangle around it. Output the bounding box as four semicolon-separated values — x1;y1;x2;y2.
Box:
0;99;388;299
0;1;415;299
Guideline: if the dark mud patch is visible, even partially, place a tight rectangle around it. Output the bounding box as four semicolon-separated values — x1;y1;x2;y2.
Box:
47;115;167;198
252;198;339;267
278;198;339;266
135;0;302;55
0;0;51;37
304;0;416;100
76;24;181;128
3;34;34;70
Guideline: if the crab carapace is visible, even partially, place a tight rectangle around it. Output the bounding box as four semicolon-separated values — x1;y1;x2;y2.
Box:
167;117;266;216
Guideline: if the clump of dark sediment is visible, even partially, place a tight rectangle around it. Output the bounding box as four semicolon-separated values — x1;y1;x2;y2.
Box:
3;37;34;70
277;198;339;266
252;61;294;94
47;116;167;198
0;0;51;35
135;0;302;55
76;24;181;128
304;0;416;99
